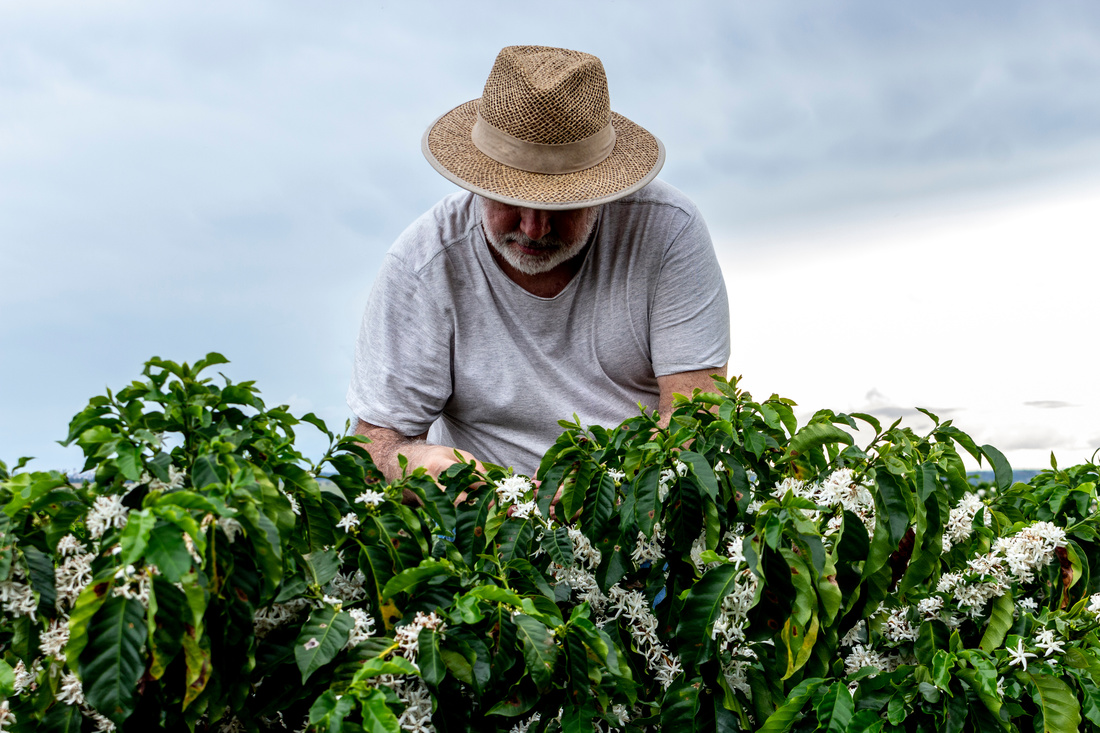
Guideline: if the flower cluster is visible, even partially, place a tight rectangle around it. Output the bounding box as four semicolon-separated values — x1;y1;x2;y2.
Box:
378;611;447;733
604;586;682;688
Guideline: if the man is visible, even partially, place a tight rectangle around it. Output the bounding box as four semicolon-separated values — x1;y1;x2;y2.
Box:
348;46;730;481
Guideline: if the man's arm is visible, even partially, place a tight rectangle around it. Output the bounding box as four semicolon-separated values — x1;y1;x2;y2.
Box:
656;363;728;428
354;420;481;484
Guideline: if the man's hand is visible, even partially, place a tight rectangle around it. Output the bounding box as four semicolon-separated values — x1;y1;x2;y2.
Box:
354;420;484;484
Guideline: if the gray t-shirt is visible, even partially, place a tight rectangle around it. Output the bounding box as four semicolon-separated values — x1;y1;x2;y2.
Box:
348;179;730;475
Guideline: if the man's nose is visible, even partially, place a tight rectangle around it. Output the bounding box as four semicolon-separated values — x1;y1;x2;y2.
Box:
518;208;552;241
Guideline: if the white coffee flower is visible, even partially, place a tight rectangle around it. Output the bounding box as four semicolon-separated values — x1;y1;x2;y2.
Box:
182;532;203;564
1034;628;1066;657
917;596;944;619
336;513;360;533
345;608;376;648
56;671;84;706
882;607;919;642
1006;638;1037;670
56;534;85;557
631;525;665;565
511;500;540;519
0;579;38;617
943;492;986;546
840;620;865;647
992;522;1067;584
40;617;71;661
844;644;891;675
508;713;542;733
495;476;532;504
605;585;682;689
217;516;243;543
355;489;386;507
279;487;301;516
86;495;129;539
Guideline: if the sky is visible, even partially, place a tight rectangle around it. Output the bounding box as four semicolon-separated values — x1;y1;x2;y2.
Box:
1;0;1098;474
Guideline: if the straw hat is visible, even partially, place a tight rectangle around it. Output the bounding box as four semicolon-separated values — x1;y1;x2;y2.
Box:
422;46;665;210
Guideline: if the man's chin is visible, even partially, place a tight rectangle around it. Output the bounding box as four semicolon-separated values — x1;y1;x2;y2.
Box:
499;250;561;276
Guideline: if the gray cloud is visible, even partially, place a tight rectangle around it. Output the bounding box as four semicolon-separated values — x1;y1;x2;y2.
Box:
2;0;1099;467
1024;400;1078;408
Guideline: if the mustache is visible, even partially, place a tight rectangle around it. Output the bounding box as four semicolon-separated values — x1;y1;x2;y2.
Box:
500;233;568;251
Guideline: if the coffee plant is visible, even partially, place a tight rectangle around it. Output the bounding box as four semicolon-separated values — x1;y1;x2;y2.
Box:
2;354;1099;732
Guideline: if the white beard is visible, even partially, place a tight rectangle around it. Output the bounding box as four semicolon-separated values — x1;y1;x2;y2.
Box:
483;208;600;276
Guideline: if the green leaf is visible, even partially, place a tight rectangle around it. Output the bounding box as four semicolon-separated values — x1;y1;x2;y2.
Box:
513;614;559;690
147;576;187;679
980;444;1013;492
440;646;475;685
79;595;147;726
847;710;885;733
144;524;193;583
681;451;718;499
351;655;420;682
303;548;341;588
1028;671;1082;733
4;473;67;517
41;703;84;733
66;577;111;666
850;412;882;433
979;592;1013;653
633;465;661;537
542;526;574;568
661;676;702;731
238;500;283;603
583;471;617;538
873;472;911;547
191;455;227;488
560;460;596;522
358;687;402;733
813;682;854;733
931;650;955;690
309;690;356;733
676;564;739;666
758;677;823;733
0;659;14;697
114;443;143;482
418;628;446;686
24;545;57;616
787;423;852;460
295;606;354;682
0;513;12;580
382;559;454;599
119;509;157;565
468;585;526;607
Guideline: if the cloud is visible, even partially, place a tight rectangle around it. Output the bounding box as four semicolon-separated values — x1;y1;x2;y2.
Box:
854;389;961;422
1024;400;1078;409
3;0;1100;471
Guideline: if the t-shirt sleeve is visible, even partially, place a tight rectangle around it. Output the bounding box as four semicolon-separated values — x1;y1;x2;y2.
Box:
649;208;731;377
347;252;454;436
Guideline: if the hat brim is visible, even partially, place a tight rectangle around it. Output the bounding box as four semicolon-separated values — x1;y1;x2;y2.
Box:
422;99;665;210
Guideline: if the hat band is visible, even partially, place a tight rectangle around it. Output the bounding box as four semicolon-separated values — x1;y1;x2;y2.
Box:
471;110;617;175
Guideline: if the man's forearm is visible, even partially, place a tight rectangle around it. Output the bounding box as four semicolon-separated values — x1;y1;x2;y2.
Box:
354;420;478;484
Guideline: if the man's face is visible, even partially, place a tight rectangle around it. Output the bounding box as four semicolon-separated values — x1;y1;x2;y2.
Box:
480;197;600;276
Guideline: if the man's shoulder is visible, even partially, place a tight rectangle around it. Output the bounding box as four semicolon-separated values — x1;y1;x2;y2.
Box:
611;179;700;219
388;191;481;274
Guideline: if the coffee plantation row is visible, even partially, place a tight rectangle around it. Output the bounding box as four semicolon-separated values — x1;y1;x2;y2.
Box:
2;354;1099;732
